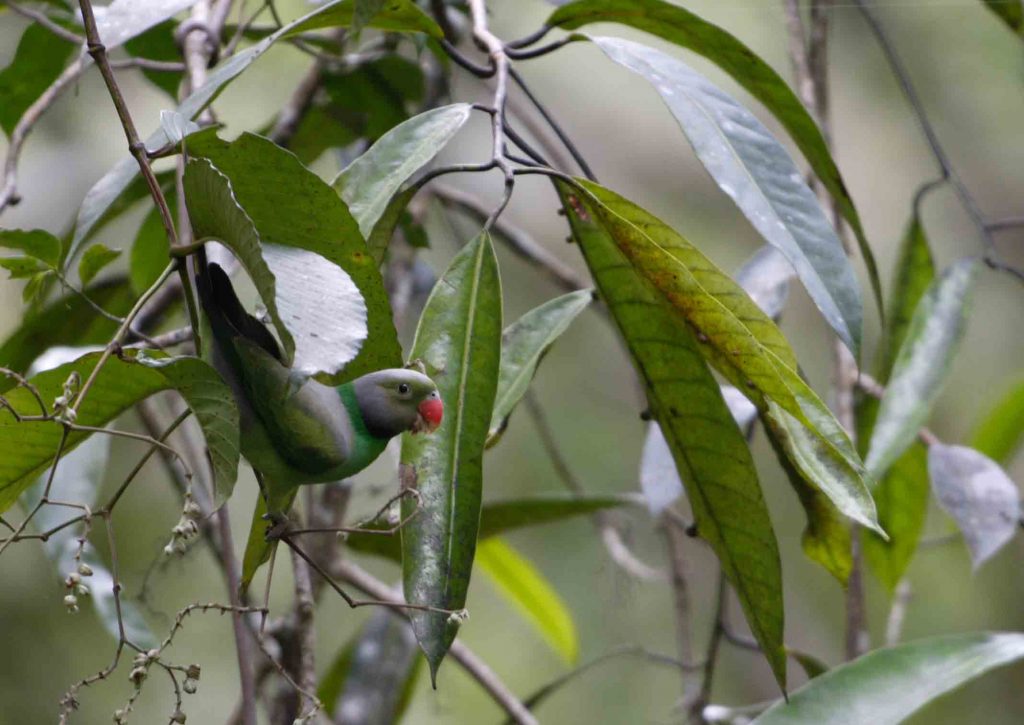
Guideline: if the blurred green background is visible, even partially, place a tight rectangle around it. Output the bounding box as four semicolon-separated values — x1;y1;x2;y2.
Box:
1;1;1023;722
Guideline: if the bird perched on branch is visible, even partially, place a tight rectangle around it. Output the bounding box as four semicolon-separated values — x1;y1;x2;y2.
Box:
196;262;442;574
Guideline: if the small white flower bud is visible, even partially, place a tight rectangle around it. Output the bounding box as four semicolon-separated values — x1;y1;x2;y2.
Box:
77;562;93;577
63;594;79;613
65;572;81;587
75;584;90;597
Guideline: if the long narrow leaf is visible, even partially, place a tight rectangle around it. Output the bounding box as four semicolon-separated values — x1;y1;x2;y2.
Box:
488;289;592;445
753;632;1024;725
548;0;884;316
865;259;977;478
71;0;439;256
400;233;502;681
574;180;879;534
477;537;579;664
558;181;787;689
861;214;935;592
589;36;863;355
334;103;472;241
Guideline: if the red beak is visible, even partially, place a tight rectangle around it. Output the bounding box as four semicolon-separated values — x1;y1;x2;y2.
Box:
417;396;444;433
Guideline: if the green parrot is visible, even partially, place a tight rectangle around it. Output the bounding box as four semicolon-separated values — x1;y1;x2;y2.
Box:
196;263;443;574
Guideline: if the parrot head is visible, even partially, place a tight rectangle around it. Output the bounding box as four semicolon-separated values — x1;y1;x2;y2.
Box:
352;369;444;439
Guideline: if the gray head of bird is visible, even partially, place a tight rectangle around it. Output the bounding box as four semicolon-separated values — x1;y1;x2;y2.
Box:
351;368;444;439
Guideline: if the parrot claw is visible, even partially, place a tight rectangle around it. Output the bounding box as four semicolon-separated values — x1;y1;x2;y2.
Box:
262;510;290;541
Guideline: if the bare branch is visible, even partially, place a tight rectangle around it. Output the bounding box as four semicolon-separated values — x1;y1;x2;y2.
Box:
432;184;587;292
525;392;665;582
333;560;540;725
0;57;87;214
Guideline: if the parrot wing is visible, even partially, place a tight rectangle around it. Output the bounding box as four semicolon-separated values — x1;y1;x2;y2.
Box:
198;263;355;483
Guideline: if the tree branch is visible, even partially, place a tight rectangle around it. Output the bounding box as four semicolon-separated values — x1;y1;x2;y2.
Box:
332;560;540;725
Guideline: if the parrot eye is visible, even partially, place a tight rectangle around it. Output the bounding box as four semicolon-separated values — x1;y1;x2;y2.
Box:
397;383;410;395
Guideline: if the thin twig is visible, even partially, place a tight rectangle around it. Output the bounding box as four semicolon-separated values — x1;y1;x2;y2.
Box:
853;0;1023;284
290;544;319;718
468;0;515;230
508;67;596;181
432;184;587;292
884;579;912;646
6;1;84;43
510;645;693;723
662;516;702;711
77;0;179;250
333;560;539;725
525;393;664;581
682;572;726;721
0;57;87;213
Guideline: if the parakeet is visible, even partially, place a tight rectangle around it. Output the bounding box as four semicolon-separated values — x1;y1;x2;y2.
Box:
196;262;442;572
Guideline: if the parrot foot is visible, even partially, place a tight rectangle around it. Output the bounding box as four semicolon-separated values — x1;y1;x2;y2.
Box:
262;511;290;541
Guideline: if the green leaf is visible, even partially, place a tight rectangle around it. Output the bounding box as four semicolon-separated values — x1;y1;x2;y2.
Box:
400;233;502;682
970;376;1024;464
333;103;472;239
753;632;1024;725
558;181;787;690
319;609;422;721
347;493;634;562
929;443;1020;569
0;256;48;279
72;171;176;262
0;23;75;138
72;0;378;255
124;20;183;98
861;438;928;593
353;0;387;34
365;187;418;265
130;200;174;294
185;132;401;381
762;408;853;584
865;259;977;478
880;215;935;376
487;289;592;445
77;244;122;287
982;0;1024;33
322;56;425;141
588;36;863;356
287;0;443;39
0;228;61;267
789;649;829;680
477;537;579;664
0;278;134;377
548;0;884;318
573;180;879;534
23;432;157;647
860;214;934;592
288;105;359;165
0;351;239;513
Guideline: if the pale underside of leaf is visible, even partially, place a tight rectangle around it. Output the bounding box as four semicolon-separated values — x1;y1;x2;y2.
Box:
590;36;862;356
753;632;1024;725
488;289;592;443
865;259;977;478
334;103;473;238
928;443;1020;569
